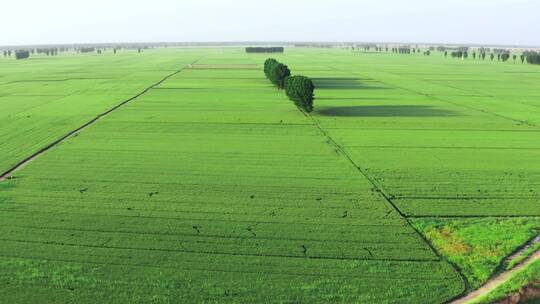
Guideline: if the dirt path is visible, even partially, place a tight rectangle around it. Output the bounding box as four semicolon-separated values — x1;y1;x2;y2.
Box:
451;249;540;304
0;58;202;182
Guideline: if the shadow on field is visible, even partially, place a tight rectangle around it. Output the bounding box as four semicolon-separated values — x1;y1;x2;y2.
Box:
317;105;459;117
312;77;387;90
317;97;389;101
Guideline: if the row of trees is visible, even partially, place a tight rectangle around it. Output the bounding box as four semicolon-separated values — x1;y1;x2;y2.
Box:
392;47;412;54
79;47;96;53
451;51;468;59
15;50;30;60
524;51;540;65
246;47;284;53
350;44;539;65
448;50;529;63
285;76;314;112
264;58;291;89
263;58;314;113
36;48;59;56
2;45;149;60
3;47;74;57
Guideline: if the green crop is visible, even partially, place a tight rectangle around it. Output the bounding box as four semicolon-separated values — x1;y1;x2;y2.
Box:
1;47;539;303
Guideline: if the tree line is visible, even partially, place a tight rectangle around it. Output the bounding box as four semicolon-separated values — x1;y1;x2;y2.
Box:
391;47;412;54
79;47;96;53
15;50;30;60
524;51;540;65
264;58;314;113
447;49;532;63
264;59;291;89
36;48;59;56
246;47;284;53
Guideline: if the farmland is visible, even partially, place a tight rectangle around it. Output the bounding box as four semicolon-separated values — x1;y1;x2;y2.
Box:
0;47;539;303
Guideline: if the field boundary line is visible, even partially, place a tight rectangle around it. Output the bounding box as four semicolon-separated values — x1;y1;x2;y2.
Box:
0;57;203;182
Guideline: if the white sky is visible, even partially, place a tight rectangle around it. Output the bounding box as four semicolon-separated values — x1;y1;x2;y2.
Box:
1;0;538;46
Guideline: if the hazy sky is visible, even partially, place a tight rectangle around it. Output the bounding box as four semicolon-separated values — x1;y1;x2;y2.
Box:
2;0;538;46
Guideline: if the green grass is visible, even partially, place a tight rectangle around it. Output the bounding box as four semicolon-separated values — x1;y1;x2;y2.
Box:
411;218;540;289
1;47;540;302
507;240;540;270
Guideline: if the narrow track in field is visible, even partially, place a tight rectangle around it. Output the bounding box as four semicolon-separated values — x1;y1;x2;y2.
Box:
0;57;203;182
451;248;540;304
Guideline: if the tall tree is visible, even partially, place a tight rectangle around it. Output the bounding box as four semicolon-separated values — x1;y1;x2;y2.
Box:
285;76;315;113
264;59;290;89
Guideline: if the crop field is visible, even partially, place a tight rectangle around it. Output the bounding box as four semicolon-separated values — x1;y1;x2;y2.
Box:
0;49;201;174
0;48;539;303
283;49;540;217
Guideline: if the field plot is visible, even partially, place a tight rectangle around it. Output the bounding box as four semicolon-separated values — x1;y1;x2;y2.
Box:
282;48;540;292
287;49;540;217
0;51;463;303
0;49;201;174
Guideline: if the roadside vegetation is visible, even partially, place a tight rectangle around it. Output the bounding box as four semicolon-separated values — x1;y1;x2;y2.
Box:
473;259;540;304
507;238;540;270
412;218;540;289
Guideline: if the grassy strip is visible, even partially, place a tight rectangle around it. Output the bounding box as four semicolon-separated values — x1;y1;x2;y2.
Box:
506;238;540;270
412;218;540;289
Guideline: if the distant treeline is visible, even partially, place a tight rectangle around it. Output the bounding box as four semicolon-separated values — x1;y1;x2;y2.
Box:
449;50;520;62
2;45;152;60
246;47;284;53
79;47;96;53
4;47;68;58
36;48;59;56
392;47;411;54
15;50;30;60
294;43;332;48
451;51;468;59
524;51;540;65
264;58;314;113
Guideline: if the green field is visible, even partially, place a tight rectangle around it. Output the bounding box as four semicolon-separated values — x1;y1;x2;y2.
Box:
1;48;539;303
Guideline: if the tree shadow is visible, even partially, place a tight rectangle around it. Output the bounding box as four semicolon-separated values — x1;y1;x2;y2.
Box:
317;105;460;117
312;77;387;90
317;97;389;101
